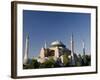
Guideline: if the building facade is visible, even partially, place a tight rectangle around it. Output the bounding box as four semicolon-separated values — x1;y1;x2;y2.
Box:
38;40;71;63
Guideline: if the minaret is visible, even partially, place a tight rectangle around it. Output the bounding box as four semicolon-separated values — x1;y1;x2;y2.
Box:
82;40;86;64
70;34;75;65
82;40;85;55
23;35;29;65
44;40;47;49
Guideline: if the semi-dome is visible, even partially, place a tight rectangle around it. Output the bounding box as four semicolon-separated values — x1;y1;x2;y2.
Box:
50;40;65;47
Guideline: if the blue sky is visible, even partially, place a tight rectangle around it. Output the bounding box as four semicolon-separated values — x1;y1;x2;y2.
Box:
23;10;90;58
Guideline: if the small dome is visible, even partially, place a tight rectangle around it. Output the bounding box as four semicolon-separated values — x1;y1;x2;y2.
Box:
50;40;65;47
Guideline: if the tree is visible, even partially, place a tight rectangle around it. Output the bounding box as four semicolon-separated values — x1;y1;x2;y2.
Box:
76;54;83;66
31;58;40;68
61;54;70;67
82;55;91;66
23;58;40;69
42;57;56;68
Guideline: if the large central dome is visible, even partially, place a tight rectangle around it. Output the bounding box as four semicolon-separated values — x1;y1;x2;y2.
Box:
50;40;65;47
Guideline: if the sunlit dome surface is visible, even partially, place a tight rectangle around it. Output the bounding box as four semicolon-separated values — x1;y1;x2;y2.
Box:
50;40;65;47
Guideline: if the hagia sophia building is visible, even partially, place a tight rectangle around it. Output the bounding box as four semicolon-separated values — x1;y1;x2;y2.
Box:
38;40;71;63
23;34;86;65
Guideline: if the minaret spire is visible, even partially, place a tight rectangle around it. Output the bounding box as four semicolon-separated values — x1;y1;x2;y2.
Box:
23;35;29;65
70;33;75;65
44;40;47;49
